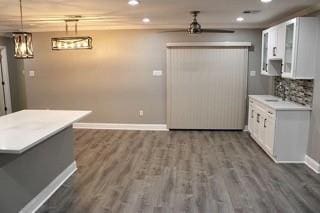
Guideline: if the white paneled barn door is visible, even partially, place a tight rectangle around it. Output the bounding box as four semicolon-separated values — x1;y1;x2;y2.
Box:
167;42;250;130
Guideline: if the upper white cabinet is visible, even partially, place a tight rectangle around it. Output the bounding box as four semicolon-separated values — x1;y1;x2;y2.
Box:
261;17;319;79
261;24;285;76
268;24;286;60
261;30;269;74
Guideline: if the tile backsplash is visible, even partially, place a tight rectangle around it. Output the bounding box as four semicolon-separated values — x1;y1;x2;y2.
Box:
274;77;314;106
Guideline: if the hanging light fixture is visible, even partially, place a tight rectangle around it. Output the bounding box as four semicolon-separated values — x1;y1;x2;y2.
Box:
13;0;34;59
51;19;92;50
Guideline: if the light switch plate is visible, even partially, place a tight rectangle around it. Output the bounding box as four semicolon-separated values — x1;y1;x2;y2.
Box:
29;70;35;77
153;70;163;76
250;70;256;77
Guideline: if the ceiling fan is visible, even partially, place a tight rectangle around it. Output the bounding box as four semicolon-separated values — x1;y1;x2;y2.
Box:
163;11;234;34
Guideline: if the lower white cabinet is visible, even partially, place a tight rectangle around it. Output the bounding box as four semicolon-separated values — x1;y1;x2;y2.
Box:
248;96;310;163
249;102;275;156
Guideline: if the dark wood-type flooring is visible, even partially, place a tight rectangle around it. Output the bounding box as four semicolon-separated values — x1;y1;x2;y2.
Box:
38;130;320;213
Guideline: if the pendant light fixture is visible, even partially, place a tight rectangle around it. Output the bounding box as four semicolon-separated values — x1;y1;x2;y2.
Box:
51;19;92;50
13;0;34;59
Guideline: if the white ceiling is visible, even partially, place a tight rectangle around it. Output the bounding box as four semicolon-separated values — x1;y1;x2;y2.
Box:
0;0;319;32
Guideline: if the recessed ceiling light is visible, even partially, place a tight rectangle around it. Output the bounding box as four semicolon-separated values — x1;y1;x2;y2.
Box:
142;18;150;23
236;17;244;22
128;0;140;6
261;0;272;3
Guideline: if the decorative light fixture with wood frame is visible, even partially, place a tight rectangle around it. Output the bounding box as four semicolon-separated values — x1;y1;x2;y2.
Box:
13;0;34;59
51;19;92;50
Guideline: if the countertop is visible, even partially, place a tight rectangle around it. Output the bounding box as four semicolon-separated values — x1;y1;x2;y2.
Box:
0;110;91;154
249;95;312;111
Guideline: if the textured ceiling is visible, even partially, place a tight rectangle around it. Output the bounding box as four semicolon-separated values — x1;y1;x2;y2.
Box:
0;0;319;32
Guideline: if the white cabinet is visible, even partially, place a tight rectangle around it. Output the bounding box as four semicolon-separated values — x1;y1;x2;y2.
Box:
261;30;269;74
248;96;311;163
282;17;318;79
248;102;255;133
248;102;276;156
268;25;285;60
261;17;319;79
264;112;275;155
273;23;286;60
261;25;285;76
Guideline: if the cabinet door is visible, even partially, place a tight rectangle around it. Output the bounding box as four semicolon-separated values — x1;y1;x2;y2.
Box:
252;110;259;140
261;30;269;73
283;19;297;78
253;107;263;144
268;27;277;59
258;112;266;145
276;23;286;60
248;103;255;133
264;113;276;155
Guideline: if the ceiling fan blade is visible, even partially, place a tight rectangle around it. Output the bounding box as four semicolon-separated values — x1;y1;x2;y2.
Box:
202;29;234;33
159;29;187;33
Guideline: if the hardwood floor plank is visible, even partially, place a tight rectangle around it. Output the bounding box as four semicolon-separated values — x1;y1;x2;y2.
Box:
37;130;320;213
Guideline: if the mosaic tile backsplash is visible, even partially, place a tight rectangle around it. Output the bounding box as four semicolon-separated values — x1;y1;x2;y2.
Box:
274;77;314;106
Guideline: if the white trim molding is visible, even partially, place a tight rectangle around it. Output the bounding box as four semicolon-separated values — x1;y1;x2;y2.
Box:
73;123;169;131
19;162;77;213
0;46;12;114
167;42;252;47
305;155;320;174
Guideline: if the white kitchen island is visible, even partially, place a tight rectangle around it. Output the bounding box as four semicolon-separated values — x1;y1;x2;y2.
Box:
0;110;91;213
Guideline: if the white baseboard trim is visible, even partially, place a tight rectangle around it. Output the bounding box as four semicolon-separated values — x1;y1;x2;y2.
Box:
305;155;320;174
19;161;77;213
73;123;169;131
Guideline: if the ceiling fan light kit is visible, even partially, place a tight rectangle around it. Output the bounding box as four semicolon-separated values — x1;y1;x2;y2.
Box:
164;11;234;34
13;0;34;59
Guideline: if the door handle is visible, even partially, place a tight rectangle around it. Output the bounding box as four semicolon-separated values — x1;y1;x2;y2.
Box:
264;118;267;128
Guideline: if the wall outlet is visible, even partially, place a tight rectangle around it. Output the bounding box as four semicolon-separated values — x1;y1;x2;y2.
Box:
250;70;256;77
153;70;163;76
29;70;35;77
139;110;144;117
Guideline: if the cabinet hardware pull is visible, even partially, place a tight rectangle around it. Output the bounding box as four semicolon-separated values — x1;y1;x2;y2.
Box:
264;119;267;128
257;114;260;123
273;47;277;56
251;110;254;118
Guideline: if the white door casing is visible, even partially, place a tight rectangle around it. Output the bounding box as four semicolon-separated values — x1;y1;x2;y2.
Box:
0;46;12;115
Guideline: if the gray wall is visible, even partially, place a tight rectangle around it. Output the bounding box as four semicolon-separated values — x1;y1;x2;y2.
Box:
0;36;27;112
23;29;271;124
307;15;320;162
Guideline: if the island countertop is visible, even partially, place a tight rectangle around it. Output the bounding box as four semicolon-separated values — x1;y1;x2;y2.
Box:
0;110;91;154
